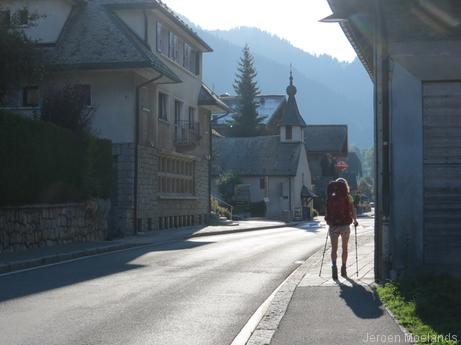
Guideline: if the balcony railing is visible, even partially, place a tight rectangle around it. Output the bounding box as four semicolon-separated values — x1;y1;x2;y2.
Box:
174;121;201;146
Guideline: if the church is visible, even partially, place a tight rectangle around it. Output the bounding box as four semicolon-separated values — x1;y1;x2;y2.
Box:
212;73;314;219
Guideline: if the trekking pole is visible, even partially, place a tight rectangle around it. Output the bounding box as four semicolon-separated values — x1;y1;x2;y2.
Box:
354;224;359;277
319;229;330;277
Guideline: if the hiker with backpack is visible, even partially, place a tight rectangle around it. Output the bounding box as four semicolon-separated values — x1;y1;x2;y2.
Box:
324;178;359;280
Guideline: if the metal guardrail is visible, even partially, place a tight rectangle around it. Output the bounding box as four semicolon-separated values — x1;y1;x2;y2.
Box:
211;195;234;220
174;121;200;145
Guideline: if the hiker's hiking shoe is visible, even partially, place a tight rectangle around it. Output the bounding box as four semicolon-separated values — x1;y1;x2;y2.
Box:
341;265;347;277
332;266;338;280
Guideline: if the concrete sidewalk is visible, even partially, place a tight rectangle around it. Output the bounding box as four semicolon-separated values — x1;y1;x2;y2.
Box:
249;231;409;345
0;219;305;274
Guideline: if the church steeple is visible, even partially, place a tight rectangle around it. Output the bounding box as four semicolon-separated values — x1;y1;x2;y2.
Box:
280;68;307;143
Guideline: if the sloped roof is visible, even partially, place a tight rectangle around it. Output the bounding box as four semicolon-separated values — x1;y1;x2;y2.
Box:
326;0;461;81
212;95;286;125
305;125;348;155
212;136;302;176
102;0;212;51
198;84;231;112
42;0;181;82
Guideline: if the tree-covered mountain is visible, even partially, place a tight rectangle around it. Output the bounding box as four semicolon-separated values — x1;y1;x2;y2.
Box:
196;26;373;148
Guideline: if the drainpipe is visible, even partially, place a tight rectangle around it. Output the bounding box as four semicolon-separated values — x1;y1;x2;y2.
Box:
208;111;212;215
289;177;292;216
373;0;390;281
133;74;163;235
209;111;229;215
143;10;148;44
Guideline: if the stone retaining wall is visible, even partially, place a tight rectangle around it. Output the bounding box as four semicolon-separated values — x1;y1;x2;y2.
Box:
0;202;108;253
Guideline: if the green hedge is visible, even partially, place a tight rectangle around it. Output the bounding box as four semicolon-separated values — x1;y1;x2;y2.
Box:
82;136;112;200
0;110;112;206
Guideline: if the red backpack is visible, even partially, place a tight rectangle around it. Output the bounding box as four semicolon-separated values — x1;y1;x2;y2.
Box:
325;181;352;226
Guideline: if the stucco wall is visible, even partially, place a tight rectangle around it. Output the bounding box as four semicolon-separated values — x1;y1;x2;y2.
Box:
239;176;292;219
2;0;72;43
239;177;264;203
292;145;313;211
49;71;137;143
267;177;291;219
281;126;304;143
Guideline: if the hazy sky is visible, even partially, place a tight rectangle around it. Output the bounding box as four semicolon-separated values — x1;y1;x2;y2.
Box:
162;0;357;62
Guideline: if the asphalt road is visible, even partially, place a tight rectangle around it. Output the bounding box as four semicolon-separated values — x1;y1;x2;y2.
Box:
0;221;372;345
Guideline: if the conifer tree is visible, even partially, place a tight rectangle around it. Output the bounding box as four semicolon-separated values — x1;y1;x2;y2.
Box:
230;44;265;136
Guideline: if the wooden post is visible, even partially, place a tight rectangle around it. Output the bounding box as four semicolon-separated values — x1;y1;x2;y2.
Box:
373;0;391;282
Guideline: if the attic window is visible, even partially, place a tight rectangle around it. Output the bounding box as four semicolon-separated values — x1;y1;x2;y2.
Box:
260;177;266;190
22;86;39;107
156;20;200;75
74;84;91;106
286;125;292;140
0;10;10;27
15;9;28;26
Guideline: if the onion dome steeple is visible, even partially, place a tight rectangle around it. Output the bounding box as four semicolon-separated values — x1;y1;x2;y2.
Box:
279;68;307;143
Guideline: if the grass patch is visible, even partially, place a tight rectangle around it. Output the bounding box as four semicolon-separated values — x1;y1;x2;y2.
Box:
377;276;461;345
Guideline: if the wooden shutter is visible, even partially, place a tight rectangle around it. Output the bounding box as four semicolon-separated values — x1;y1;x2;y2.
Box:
423;81;461;264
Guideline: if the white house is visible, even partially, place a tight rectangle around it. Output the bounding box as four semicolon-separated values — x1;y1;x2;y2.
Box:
0;0;229;235
212;74;314;219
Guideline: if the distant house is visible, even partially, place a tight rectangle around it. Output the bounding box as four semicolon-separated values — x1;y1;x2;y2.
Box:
304;125;348;196
340;151;363;193
212;74;313;219
0;0;228;234
327;0;461;278
212;95;286;136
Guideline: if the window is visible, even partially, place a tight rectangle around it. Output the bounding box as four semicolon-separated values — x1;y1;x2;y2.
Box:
157;22;169;55
158;156;195;195
260;177;266;190
174;100;182;124
168;32;177;60
188;107;195;128
184;45;200;75
156;20;201;75
0;10;10;27
286;125;292;140
74;84;91;106
15;9;28;26
22;86;39;107
159;92;168;120
176;37;184;65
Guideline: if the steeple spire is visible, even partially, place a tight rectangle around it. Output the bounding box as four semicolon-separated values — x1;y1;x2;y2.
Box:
280;68;306;128
287;64;297;97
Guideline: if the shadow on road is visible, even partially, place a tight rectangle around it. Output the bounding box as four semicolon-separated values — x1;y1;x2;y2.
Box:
293;220;324;233
338;278;384;319
0;239;211;303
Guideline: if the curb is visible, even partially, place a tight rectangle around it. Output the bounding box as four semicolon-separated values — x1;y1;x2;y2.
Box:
0;221;305;275
190;222;302;238
245;231;375;345
244;250;315;345
0;242;140;275
376;292;418;345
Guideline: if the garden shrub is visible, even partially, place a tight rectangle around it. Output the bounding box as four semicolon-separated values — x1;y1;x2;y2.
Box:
0;110;111;205
249;201;266;217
